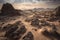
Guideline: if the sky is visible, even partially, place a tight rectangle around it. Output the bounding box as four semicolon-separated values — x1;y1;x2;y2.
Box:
0;0;60;9
0;0;59;4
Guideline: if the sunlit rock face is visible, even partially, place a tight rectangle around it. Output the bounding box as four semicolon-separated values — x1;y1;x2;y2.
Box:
0;3;20;16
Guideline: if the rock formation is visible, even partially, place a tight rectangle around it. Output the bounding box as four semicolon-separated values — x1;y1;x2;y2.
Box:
0;3;21;16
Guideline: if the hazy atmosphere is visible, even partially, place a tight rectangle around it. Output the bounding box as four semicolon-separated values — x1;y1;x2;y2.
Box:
0;0;60;40
0;0;60;9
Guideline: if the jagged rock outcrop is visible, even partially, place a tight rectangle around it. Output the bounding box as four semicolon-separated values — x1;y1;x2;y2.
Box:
0;3;21;16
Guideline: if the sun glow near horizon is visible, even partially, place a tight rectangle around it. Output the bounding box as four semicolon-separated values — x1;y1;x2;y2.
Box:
0;2;59;10
13;3;58;10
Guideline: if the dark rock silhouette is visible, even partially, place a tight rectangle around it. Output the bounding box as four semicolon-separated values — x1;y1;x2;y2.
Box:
47;6;60;22
55;6;60;17
0;3;21;16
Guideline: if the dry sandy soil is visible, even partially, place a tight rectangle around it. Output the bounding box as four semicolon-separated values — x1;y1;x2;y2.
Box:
0;8;60;40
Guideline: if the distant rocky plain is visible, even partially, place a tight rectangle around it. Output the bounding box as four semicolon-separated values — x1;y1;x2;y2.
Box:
0;3;60;40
